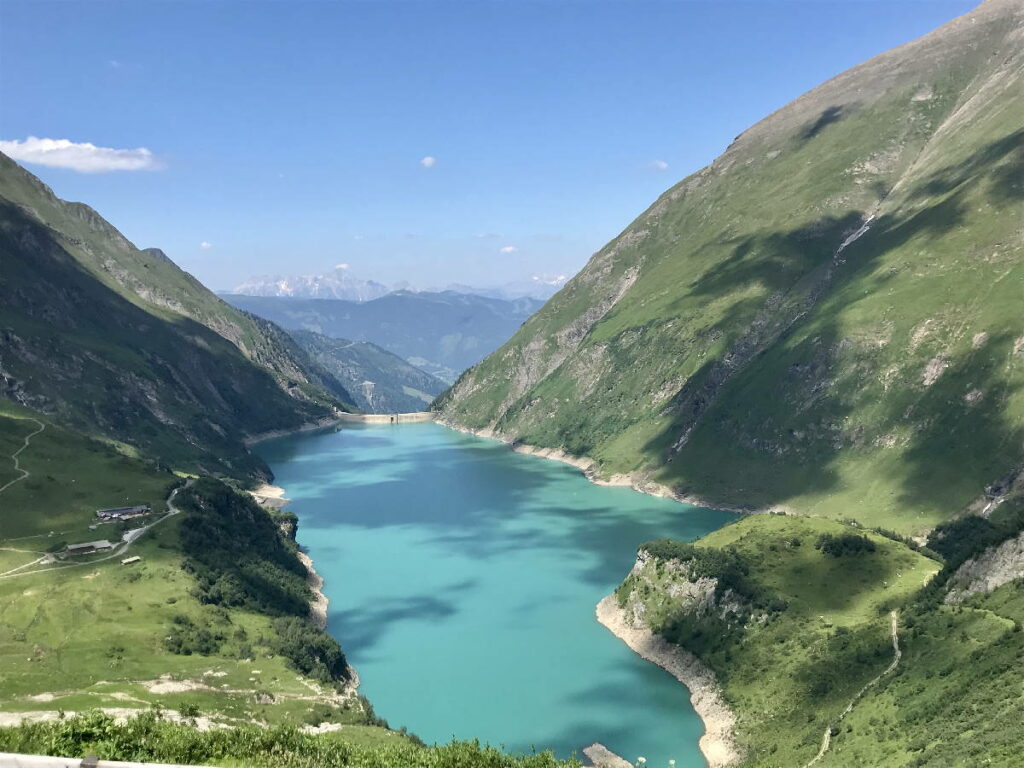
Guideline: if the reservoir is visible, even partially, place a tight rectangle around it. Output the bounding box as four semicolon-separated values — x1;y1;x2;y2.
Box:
258;422;733;766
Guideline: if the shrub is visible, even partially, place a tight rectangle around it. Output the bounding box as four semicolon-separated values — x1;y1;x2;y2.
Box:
815;532;877;557
271;617;349;684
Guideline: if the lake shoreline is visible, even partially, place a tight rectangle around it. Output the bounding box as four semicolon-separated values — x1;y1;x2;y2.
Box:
433;417;771;517
243;415;345;447
595;595;741;768
259;420;733;761
249;465;362;698
435;416;745;764
297;550;330;630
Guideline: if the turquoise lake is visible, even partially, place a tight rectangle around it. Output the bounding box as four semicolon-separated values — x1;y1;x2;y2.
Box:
258;422;734;767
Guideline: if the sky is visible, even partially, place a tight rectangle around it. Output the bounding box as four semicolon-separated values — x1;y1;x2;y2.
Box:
0;0;977;292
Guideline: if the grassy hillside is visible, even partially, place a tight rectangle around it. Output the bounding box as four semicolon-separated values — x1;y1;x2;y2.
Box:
613;500;1024;767
290;330;446;413
615;516;939;767
0;401;177;542
437;0;1024;536
0;154;356;480
0;455;369;731
0;711;577;768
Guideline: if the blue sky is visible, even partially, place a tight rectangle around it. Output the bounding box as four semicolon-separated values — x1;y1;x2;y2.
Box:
1;0;976;291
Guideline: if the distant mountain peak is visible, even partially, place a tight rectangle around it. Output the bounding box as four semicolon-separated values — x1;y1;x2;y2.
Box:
233;265;390;302
234;264;574;303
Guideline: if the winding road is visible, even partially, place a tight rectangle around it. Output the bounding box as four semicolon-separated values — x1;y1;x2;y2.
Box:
0;417;45;496
0;482;190;581
802;611;902;768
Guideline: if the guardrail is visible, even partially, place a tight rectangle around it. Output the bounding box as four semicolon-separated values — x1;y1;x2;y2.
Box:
0;755;216;768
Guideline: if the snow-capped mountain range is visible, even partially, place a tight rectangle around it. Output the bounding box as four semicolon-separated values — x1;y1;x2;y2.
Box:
232;264;570;302
233;264;392;302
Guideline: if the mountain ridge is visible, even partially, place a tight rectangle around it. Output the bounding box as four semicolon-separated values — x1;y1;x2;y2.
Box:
0;152;356;480
225;290;544;382
437;0;1024;535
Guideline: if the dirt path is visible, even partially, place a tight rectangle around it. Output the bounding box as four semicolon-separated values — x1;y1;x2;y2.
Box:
802;611;902;768
0;555;49;577
0;418;45;496
0;481;191;580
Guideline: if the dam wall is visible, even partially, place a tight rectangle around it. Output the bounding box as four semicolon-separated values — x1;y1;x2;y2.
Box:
337;412;435;424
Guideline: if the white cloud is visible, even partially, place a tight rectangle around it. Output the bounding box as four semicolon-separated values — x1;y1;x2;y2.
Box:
199;241;213;249
108;59;122;68
334;263;350;270
651;159;669;171
499;245;518;254
0;136;162;173
419;155;437;169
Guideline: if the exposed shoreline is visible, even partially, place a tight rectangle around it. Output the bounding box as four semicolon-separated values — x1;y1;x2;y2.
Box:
595;595;741;768
297;550;329;630
435;416;744;764
297;539;362;698
244;415;345;446
433;417;772;516
250;471;361;696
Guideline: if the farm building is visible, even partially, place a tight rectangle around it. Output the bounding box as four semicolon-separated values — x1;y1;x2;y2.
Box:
121;556;142;565
96;504;150;521
64;540;113;555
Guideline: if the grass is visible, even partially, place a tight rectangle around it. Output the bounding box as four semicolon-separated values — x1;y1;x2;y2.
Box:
617;515;939;767
0;514;362;728
437;6;1024;537
0;410;369;732
0;403;176;542
819;583;1024;767
0;711;579;768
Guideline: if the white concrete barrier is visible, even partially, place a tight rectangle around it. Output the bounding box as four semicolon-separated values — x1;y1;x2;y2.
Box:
0;754;217;768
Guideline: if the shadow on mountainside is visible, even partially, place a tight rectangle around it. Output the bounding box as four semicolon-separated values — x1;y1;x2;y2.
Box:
799;105;849;143
911;128;1024;204
881;331;1024;514
639;128;1024;519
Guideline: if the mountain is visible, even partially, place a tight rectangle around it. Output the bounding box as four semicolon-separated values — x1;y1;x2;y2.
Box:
223;291;545;382
438;1;1024;764
234;265;570;303
437;0;1024;535
0;152;356;480
290;329;447;413
234;265;391;301
440;274;570;301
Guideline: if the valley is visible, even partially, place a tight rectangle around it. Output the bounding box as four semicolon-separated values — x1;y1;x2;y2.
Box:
1;0;1022;765
255;422;734;766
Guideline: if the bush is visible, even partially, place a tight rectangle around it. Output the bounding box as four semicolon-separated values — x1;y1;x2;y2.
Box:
0;711;576;767
177;478;311;617
271;617;348;684
815;532;877;557
171;478;352;685
640;538;785;612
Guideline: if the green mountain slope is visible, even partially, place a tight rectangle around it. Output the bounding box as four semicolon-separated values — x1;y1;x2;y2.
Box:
611;502;1024;767
437;0;1024;535
0;153;356;480
290;330;446;413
